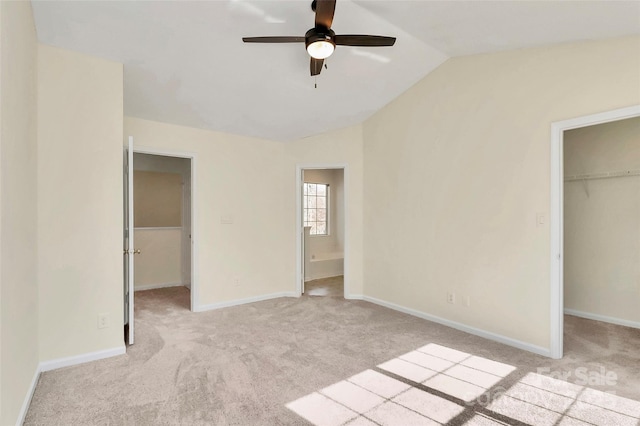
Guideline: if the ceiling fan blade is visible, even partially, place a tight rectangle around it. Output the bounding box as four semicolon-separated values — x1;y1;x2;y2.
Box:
242;36;305;43
310;57;324;76
315;0;336;29
334;35;396;47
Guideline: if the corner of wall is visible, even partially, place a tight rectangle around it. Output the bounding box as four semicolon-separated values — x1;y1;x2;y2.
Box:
0;0;41;424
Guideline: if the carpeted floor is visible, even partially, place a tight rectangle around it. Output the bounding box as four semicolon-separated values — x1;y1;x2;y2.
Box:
305;276;344;297
25;280;640;425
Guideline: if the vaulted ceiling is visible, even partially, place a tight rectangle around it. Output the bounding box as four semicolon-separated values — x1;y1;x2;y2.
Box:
32;1;640;141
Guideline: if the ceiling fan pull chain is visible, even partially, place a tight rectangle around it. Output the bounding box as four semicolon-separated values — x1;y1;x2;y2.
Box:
314;76;317;89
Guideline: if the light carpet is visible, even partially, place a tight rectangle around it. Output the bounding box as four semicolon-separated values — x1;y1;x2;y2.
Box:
25;282;640;425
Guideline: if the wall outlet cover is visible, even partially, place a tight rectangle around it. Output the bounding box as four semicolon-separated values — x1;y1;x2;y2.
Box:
447;292;455;304
97;313;111;329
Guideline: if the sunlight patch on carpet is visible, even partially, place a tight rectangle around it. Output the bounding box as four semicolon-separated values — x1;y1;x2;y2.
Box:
285;343;640;426
488;372;640;426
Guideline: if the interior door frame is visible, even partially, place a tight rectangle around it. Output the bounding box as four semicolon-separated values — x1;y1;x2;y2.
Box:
296;164;349;298
132;145;199;312
181;169;192;289
125;137;134;344
549;104;640;359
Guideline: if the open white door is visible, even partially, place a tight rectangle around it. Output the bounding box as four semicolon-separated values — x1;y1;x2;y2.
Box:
123;136;135;345
301;179;306;295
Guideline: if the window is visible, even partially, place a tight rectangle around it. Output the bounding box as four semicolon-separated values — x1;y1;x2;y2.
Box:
304;182;329;235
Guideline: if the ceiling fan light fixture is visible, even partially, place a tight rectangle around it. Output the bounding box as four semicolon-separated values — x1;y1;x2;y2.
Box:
307;40;335;59
305;27;336;60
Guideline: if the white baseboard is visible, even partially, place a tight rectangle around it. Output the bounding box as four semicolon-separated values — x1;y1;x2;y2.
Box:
134;282;183;291
18;346;126;424
345;294;363;300
565;308;640;330
39;345;126;372
363;296;552;358
16;365;40;426
195;292;298;312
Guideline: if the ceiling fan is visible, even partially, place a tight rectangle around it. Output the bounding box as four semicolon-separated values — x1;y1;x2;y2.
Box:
242;0;396;76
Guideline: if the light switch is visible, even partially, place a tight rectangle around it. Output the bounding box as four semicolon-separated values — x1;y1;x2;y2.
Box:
221;215;234;224
536;213;546;227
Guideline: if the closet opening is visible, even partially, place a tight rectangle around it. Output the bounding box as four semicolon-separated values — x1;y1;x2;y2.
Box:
549;105;640;359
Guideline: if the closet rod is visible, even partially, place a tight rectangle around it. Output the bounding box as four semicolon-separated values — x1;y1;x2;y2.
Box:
564;169;640;182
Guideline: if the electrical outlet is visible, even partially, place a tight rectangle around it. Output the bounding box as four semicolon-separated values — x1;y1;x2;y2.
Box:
97;313;110;329
447;292;455;304
234;277;240;287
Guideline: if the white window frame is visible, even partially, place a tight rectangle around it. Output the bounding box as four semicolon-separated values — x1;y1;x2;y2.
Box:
303;182;330;236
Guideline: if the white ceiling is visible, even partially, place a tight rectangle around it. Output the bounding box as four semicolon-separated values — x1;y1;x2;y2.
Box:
31;1;640;142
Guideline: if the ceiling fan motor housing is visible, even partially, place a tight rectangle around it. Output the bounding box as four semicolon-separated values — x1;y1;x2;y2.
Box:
305;27;336;49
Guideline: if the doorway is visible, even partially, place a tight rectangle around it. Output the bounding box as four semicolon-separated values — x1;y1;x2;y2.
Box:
549;105;640;359
297;165;348;298
133;152;191;290
123;139;197;345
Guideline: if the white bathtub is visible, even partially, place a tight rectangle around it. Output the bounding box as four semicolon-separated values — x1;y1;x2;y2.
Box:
306;251;344;281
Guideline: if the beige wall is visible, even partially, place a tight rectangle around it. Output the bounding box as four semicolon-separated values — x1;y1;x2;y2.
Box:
363;36;640;350
0;1;39;424
286;126;364;297
126;118;366;302
125;117;292;306
38;45;124;361
134;171;182;228
564;117;640;325
134;229;182;290
564;118;640;175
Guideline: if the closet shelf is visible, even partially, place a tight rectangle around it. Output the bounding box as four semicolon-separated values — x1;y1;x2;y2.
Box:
564;169;640;182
